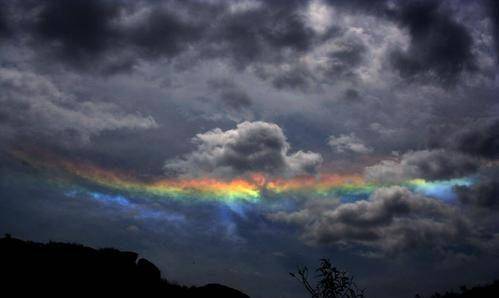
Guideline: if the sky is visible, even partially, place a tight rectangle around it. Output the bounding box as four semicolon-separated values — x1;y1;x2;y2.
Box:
1;0;499;297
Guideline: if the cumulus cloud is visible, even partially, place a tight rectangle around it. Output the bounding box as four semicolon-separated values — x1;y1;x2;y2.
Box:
328;133;372;154
164;121;322;178
267;186;471;255
364;149;478;183
0;68;157;143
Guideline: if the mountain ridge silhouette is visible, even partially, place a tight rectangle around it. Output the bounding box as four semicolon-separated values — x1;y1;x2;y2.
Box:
0;234;249;297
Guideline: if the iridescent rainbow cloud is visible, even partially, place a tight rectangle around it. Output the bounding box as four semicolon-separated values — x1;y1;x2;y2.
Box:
11;150;474;203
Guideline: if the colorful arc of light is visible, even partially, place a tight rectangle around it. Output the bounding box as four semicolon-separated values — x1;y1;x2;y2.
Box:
11;150;474;203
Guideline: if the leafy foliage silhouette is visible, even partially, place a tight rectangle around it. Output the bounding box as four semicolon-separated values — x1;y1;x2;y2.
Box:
290;258;365;298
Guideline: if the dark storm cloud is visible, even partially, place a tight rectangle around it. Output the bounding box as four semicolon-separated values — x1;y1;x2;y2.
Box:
449;119;499;159
269;33;367;91
5;0;480;92
31;0;123;69
329;0;477;84
2;0;208;72
269;66;312;91
323;38;366;79
2;0;320;74
389;1;475;85
0;0;357;91
268;186;471;255
0;5;10;38
164;121;322;178
0;0;486;90
208;78;253;112
485;0;499;59
126;8;203;59
6;0;382;93
364;149;479;183
455;168;499;210
255;36;367;91
329;0;390;12
204;0;315;69
219;89;252;111
342;89;361;102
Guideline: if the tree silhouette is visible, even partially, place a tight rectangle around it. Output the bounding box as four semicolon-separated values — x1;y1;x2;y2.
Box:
290;258;365;298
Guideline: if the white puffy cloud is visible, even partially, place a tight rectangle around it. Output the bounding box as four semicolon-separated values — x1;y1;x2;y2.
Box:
305;0;333;34
164;121;323;178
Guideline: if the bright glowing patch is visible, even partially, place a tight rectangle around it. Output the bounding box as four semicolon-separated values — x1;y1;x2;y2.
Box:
405;178;473;201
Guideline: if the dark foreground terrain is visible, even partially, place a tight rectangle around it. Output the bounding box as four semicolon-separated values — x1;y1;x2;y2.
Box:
0;235;249;297
422;280;499;298
2;234;499;298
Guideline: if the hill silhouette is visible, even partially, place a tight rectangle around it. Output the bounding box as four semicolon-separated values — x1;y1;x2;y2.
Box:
0;234;249;297
420;280;499;298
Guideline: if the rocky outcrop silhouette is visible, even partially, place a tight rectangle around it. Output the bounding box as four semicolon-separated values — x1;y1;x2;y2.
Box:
0;234;249;297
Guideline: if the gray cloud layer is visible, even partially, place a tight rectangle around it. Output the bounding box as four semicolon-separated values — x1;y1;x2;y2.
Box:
328;133;372;154
364;149;479;183
0;68;157;144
